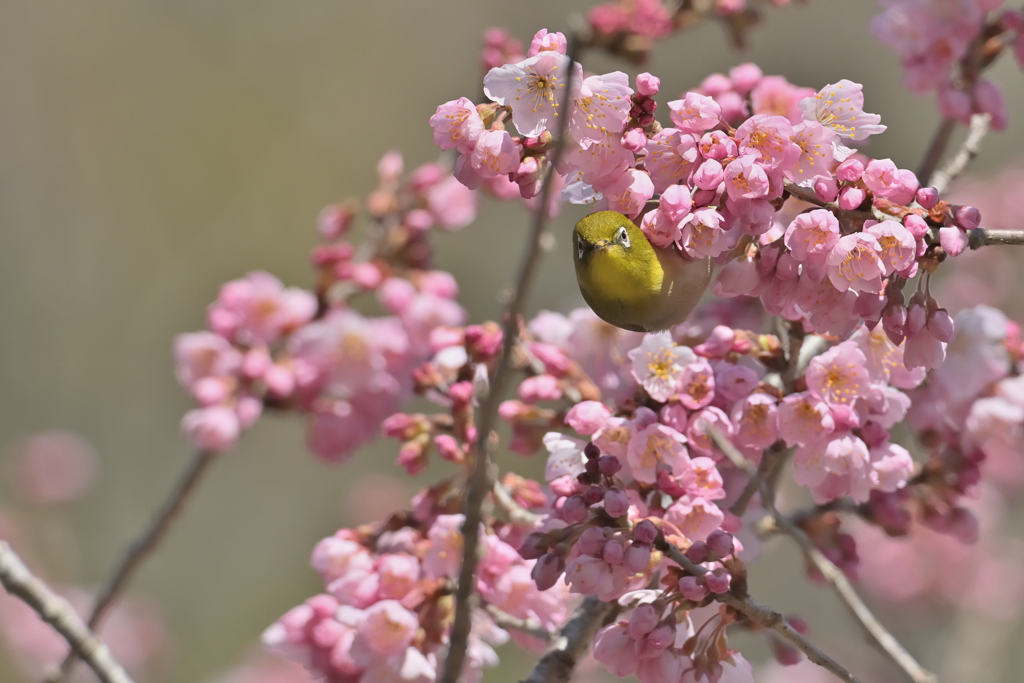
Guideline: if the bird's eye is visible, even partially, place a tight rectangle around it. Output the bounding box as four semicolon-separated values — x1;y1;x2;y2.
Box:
617;226;630;248
577;236;585;259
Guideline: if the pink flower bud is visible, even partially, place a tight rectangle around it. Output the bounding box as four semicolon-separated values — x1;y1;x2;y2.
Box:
193;377;231;406
729;63;763;95
883;303;907;345
629;603;660;639
621;128;648;152
633;519;659;544
531;553;564;591
838;185;866;210
835;158;864;182
693;159;725;190
634;624;674;658
813;175;839;202
939;225;970;256
519;533;548;560
598;455;623;476
624;543;652;574
182;406;240;452
604;487;630;517
637;72;660;96
706;530;735;558
705;568;732;593
678;575;709;601
954;205;981;231
603;539;625;564
562;495;589;523
685;541;709;563
863;159;900;197
937;84;972;124
660;184;694;221
775;252;799;280
317;204;356;240
906;302;927;335
434;434;465;463
927;308;955;343
904;213;929;238
578;526;607;556
699;130;737;160
916;187;939;209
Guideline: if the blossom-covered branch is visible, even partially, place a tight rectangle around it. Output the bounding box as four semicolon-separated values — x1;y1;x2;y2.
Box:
0;542;135;683
521;596;618;683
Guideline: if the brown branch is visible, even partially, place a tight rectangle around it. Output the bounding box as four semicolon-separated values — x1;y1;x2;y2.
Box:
657;540;861;683
438;34;582;683
704;426;935;683
53;450;217;681
916;118;957;187
769;512;937;683
520;597;619;683
930;113;991;195
481;600;552;643
492;481;543;527
0;543;135;683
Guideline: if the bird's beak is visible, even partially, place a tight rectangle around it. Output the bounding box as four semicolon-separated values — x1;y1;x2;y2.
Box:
592;239;612;251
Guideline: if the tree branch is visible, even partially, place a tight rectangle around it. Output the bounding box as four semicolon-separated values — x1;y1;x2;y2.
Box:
916;117;957;187
438;34;582;683
0;543;135;683
930;113;991;195
481;600;552;644
492;481;543;527
657;540;862;683
52;450;217;681
705;426;935;683
520;597;619;683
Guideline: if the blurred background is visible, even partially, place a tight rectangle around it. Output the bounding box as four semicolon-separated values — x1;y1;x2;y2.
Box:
1;1;1023;681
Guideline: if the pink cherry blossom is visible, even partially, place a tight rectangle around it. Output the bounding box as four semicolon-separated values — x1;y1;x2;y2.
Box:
429;97;484;154
668;93;723;133
570;71;634;142
863;219;916;275
735;115;801;172
751;75;815;123
799;79;886;141
470;129;521;178
645;128;700;192
627;423;690;483
483;52;582;137
629;332;696;401
826;233;884;293
805;340;871;408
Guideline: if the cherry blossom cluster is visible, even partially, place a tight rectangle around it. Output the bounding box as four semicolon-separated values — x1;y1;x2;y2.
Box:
432;33;996;372
872;0;1020;129
173;152;476;459
263;507;567;683
594;601;756;683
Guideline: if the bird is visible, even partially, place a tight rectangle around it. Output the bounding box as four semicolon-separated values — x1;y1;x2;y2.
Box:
572;210;712;333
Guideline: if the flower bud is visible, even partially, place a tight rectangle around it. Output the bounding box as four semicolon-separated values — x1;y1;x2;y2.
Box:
531;553;564;591
706;530;735;558
705;568;732;594
903;213;929;239
519;533;549;560
916;187;939;209
578;526;607;556
838;185;866;210
954;205;981;231
813;175;839;203
624;543;652;574
628;603;659;639
603;539;625;565
621;128;648;152
598;455;622;476
926;308;955;343
835;158;864;182
685;541;709;564
562;495;589;523
634;624;674;658
678;575;709;601
604;487;630;517
636;72;660;97
633;519;659;544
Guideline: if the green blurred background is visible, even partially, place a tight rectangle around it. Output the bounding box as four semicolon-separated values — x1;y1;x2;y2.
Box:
1;1;1023;681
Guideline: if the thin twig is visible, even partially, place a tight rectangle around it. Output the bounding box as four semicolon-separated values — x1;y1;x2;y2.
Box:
968;228;1024;247
481;600;552;643
658;540;861;683
492;481;544;527
53;450;217;681
0;543;135;683
769;510;937;683
729;442;787;517
703;426;935;683
520;597;619;683
930;113;991;195
438;36;581;683
916;118;957;187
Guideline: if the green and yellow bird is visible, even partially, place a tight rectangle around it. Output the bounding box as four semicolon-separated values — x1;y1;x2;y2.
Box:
572;210;712;333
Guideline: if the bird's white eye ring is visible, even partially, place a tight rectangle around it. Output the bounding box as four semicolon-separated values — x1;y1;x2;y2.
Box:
577;236;585;259
617;226;630;248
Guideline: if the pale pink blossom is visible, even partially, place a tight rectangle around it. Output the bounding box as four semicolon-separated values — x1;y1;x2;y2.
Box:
529;28;567;55
864;219;916;275
629;331;696;401
483;52;582;137
751;75;815;123
826;233;884;293
571;71;634;142
724;153;771;199
679;208;731;258
208;272;317;346
677;358;716;410
429;97;484;154
543;431;587;481
665;495;725;541
862;158;901;197
735;115;801;172
426;175;478;229
685;407;733;458
778;392;835;447
565;400;612;435
627;423;691;484
731;393;779;450
604;168;655;219
668;92;722;133
181;405;240;452
470;129;521;178
805;341;871;407
422;514;465;579
784;209;839;267
800;79;886;140
644;129;700;192
788;120;836;182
